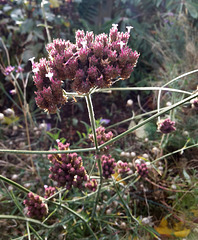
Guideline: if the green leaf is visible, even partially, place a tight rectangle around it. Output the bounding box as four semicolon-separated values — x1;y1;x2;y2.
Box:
21;19;34;34
47;130;61;141
186;3;198;19
183;169;191;184
156;0;163;7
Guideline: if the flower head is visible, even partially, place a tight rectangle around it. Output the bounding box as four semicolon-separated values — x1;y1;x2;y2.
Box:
101;154;116;179
89;126;113;151
190;97;198;109
32;26;139;112
116;160;130;174
4;66;15;75
157;118;176;134
85;179;98;192
44;185;56;199
23;192;48;220
135;160;149;177
48;142;88;190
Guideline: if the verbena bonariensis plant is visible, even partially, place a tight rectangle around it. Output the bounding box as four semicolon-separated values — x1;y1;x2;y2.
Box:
1;22;198;239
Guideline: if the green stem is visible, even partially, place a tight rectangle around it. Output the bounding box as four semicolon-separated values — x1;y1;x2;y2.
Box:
113;179;139;224
157;68;198;121
0;175;30;194
51;201;98;240
0;175;97;239
41;0;51;43
85;94;98;150
85;94;103;219
0;147;96;155
98;92;198;150
0;215;54;229
97;87;191;95
106;106;169;129
152;142;198;163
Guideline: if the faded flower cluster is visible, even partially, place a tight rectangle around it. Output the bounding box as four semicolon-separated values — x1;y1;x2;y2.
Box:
85;179;98;192
32;25;139;113
157;118;176;134
44;185;56;199
116;160;130;174
89;126;113;150
48;141;88;190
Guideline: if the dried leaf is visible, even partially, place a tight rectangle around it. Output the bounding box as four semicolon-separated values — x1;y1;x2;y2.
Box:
155;217;191;238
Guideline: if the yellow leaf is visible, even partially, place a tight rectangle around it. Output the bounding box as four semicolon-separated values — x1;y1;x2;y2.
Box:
191;209;198;217
49;0;60;8
112;171;126;185
155;217;191;238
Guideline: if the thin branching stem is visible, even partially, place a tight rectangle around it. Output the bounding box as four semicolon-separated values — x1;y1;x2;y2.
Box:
51;201;98;240
0;38;10;65
85;94;103;220
41;0;52;43
157;68;198;121
0;175;98;239
113;178;139;224
152;142;198;163
85;94;99;150
0;147;96;155
98;92;198;150
97;87;191;95
0;175;30;194
0;215;53;228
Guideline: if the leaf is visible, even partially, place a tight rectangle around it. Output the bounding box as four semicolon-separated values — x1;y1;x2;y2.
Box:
47;130;61;141
183;169;191;184
49;0;60;8
128;119;147;138
185;3;198;19
155;217;191;238
20;19;34;34
3;116;19;125
156;0;163;8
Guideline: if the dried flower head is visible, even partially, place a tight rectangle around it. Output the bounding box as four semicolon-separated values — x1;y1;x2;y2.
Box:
32;26;139;113
85;179;98;192
44;185;56;199
157;118;176;134
116;160;130;174
190;97;198;109
89;126;113;150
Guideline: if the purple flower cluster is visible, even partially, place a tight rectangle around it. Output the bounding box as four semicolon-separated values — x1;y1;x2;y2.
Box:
16;66;24;73
32;25;139;113
101;154;116;179
48;142;88;190
157;118;176;134
4;66;15;75
89;126;113;150
32;58;67;114
23;192;48;220
116;160;130;174
44;185;56;199
85;179;98;192
136;162;149;177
